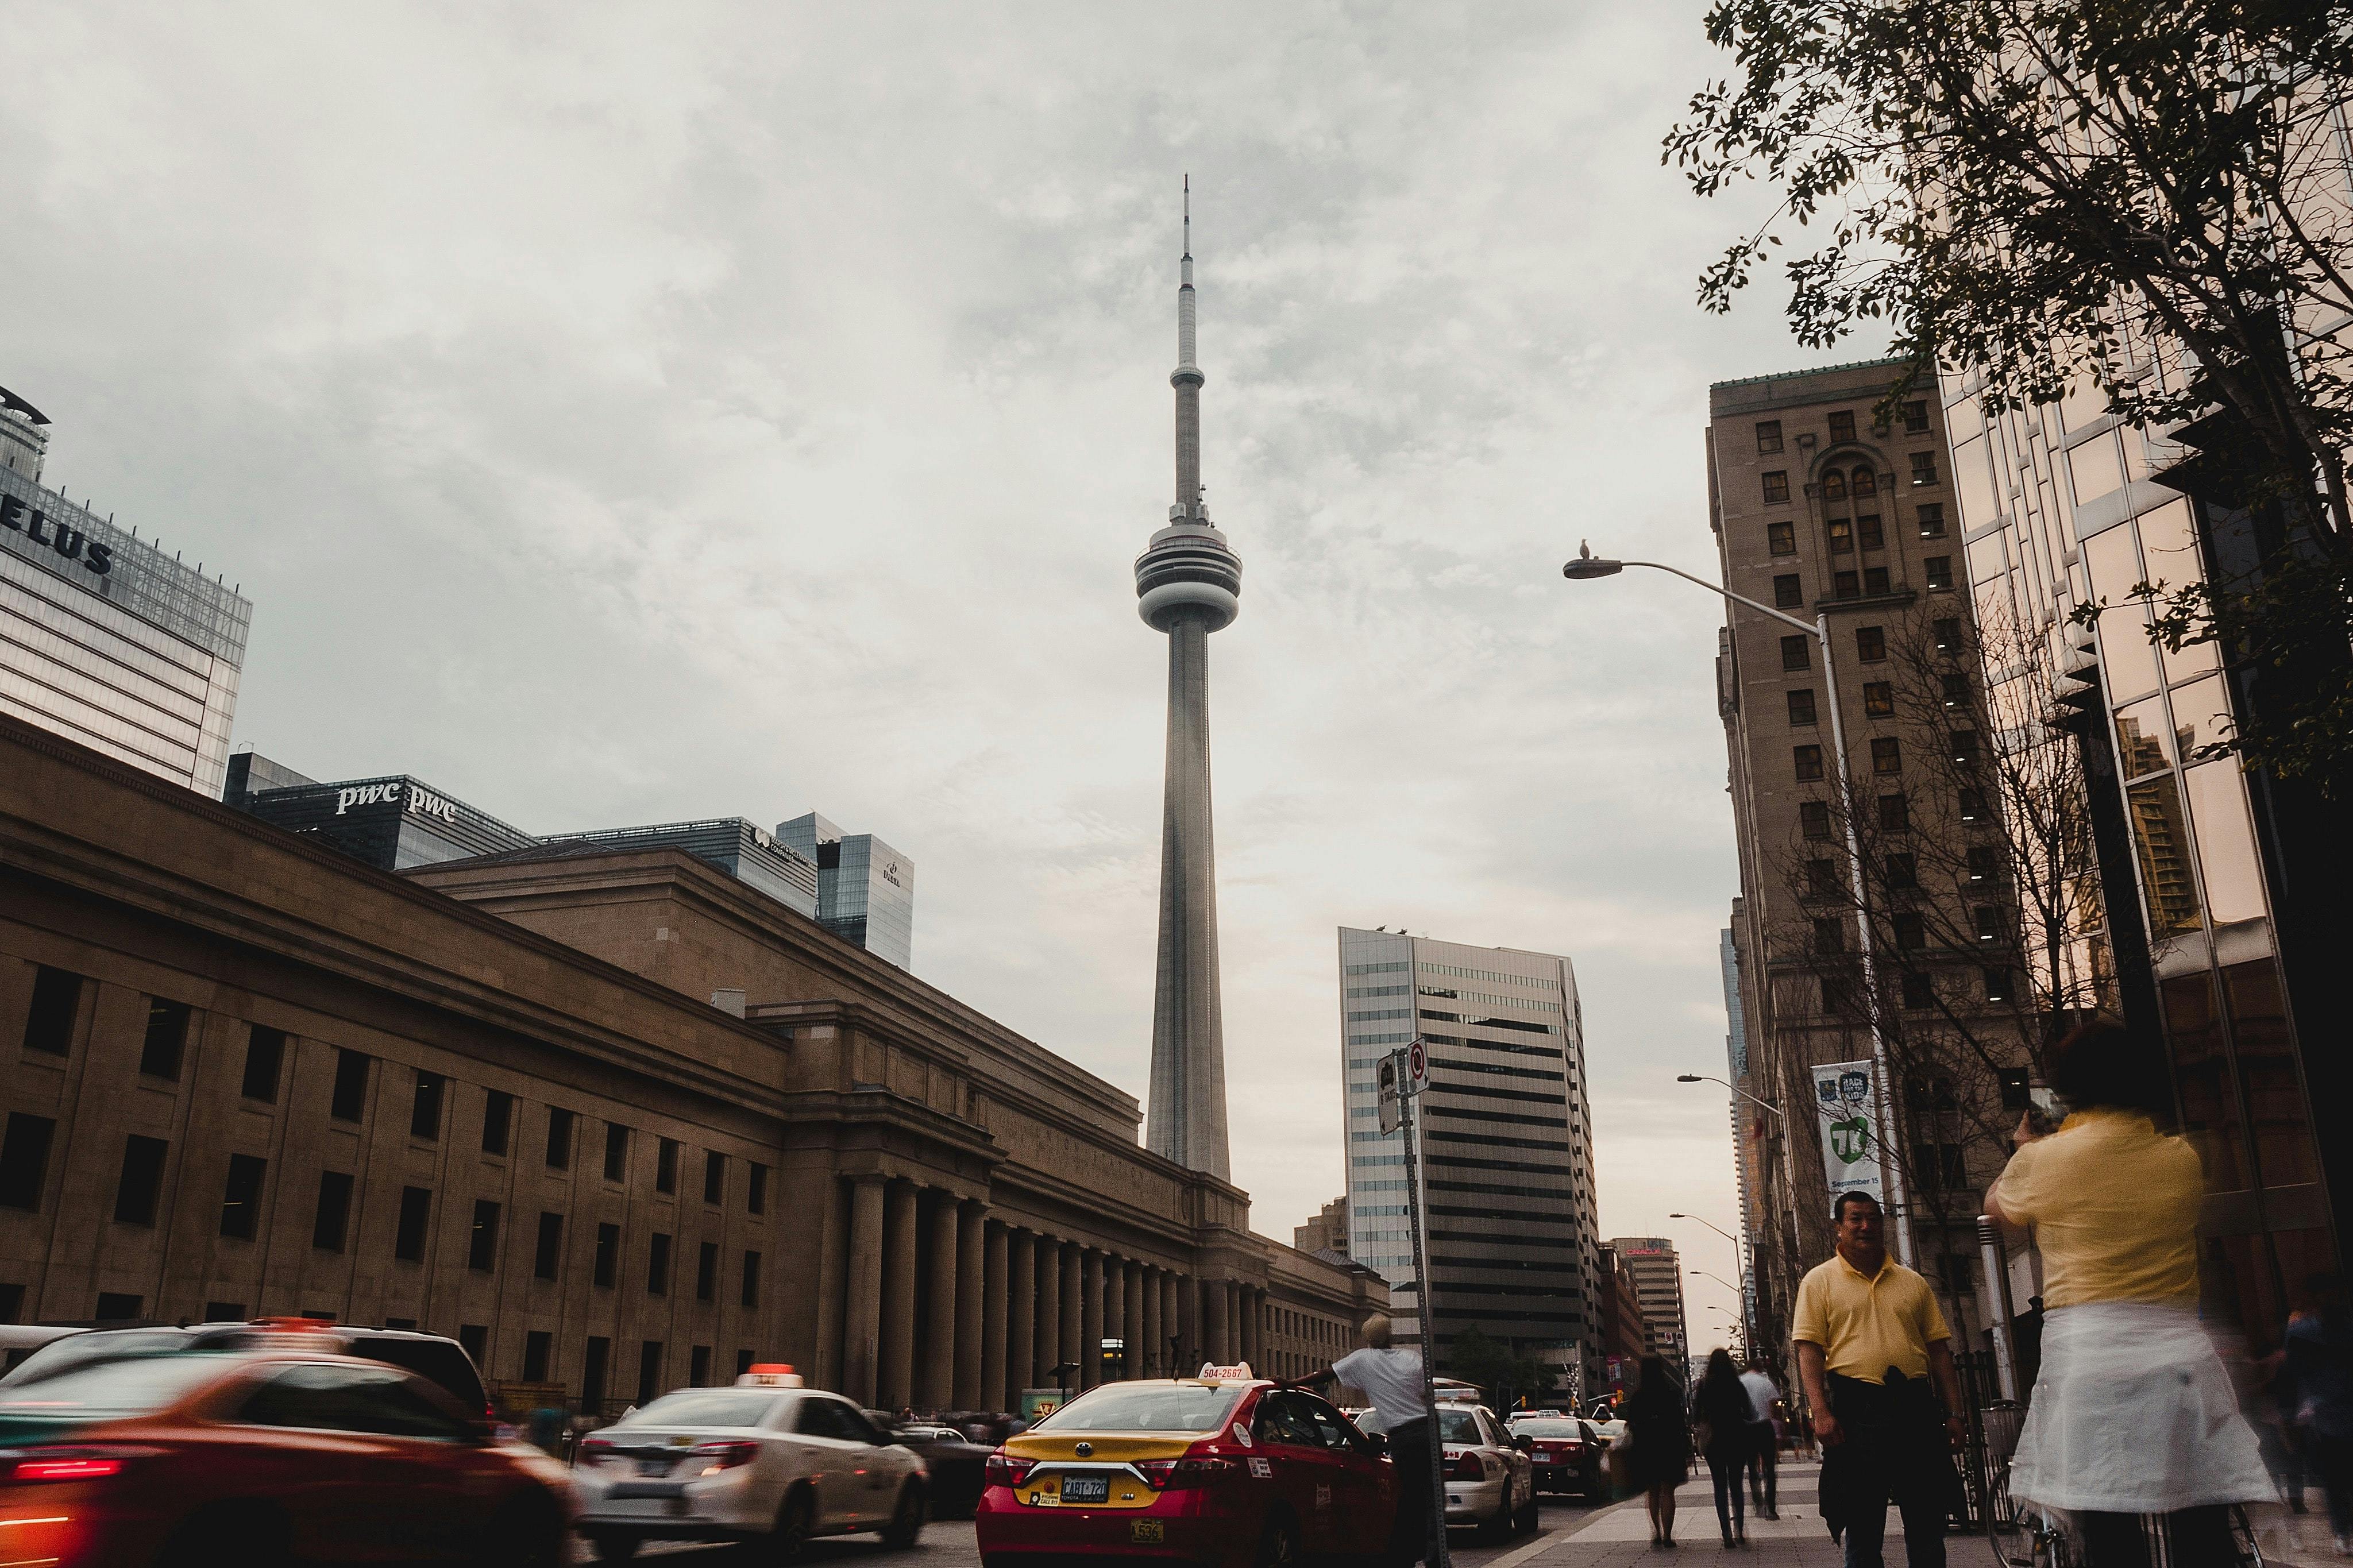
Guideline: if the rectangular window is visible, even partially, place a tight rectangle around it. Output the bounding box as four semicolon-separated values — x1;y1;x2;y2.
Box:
1959;786;1988;821
1903;400;1930;434
1878;793;1910;832
1799;801;1833;840
747;1164;767;1216
1950;730;1981;768
1767;520;1796;556
740;1250;762;1309
140;999;190;1081
481;1090;512;1157
1806;858;1840;897
1827;517;1853;554
1856;627;1885;662
411;1071;445;1141
1872;736;1902;774
582;1337;610;1411
1812;917;1844;955
593;1223;619;1288
0;1113;57;1211
697;1241;718;1303
1787;688;1818;726
114;1135;168;1226
1983;967;2012;1002
1885;852;1918;890
649;1232;672;1296
241;1026;286;1103
1924;555;1954;590
394;1185;432;1262
469;1200;501;1272
690;1345;712;1387
603;1122;628;1183
1911;451;1939;486
1829;410;1856;444
637;1340;665;1405
1942;673;1970;708
203;1300;246;1323
523;1330;551;1383
22;967;82;1055
1761;470;1789;504
534;1212;563;1280
1975;906;2005;944
95;1292;142;1322
1902;971;1936;1010
1773;574;1803;609
1834;570;1861;599
1862;682;1894;717
220;1153;267;1239
1932;617;1961;653
1968;846;2002;884
1756;420;1783;454
703;1151;726;1206
1857;514;1884;550
1780;635;1809;671
458;1324;488;1368
1893;913;1926;951
330;1050;371;1123
314;1171;354;1252
735;1350;755;1379
545;1108;573;1171
657;1138;679;1195
1863;565;1890;596
1793;744;1824;782
1917;502;1946;538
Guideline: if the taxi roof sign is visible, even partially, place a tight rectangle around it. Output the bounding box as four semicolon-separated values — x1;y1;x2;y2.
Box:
736;1363;805;1388
1197;1361;1255;1382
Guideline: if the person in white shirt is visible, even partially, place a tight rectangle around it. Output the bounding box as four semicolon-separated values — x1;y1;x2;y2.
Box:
1328;1315;1436;1566
1739;1359;1783;1520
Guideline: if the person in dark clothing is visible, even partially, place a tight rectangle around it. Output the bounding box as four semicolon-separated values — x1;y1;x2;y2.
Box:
1696;1349;1756;1547
2288;1273;2353;1555
1625;1354;1692;1550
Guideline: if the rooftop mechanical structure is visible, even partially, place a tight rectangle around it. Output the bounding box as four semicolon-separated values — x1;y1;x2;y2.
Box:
1137;179;1243;1180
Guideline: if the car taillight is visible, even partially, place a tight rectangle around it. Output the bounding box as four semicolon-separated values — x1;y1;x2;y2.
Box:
690;1440;759;1475
985;1453;1035;1488
1448;1449;1487;1481
8;1447;150;1483
575;1438;615;1468
1136;1457;1240;1490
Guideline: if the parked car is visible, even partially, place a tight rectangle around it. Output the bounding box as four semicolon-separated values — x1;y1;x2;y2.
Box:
1438;1403;1538;1541
1511;1415;1607;1500
0;1318;492;1420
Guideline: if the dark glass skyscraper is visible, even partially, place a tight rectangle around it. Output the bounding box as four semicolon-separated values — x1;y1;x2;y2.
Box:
775;811;914;968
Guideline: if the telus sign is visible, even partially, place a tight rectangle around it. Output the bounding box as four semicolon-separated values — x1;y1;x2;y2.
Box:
0;495;114;575
336;781;463;827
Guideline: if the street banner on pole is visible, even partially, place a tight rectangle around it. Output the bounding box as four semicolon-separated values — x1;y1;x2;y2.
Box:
1812;1059;1884;1205
1378;1053;1402;1136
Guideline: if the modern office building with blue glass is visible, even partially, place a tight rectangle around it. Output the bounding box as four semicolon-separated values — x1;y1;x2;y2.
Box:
776;812;914;968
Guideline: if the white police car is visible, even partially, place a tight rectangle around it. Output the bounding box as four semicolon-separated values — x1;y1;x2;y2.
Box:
570;1365;928;1561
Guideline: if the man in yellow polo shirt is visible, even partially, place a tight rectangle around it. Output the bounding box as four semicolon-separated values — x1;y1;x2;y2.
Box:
1793;1191;1964;1568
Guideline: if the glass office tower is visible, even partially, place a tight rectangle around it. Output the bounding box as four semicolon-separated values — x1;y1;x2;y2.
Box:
776;811;915;968
0;398;249;797
229;755;539;869
1337;926;1600;1393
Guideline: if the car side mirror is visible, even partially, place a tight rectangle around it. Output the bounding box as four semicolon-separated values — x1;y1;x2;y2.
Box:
1365;1432;1389;1457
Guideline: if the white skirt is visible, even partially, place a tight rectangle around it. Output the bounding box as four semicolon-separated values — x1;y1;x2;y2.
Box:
2008;1300;2274;1515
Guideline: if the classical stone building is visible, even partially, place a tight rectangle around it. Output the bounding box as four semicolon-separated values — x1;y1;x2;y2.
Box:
0;716;1381;1415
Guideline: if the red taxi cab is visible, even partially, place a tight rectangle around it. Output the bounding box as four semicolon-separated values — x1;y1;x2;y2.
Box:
0;1331;571;1566
975;1362;1396;1567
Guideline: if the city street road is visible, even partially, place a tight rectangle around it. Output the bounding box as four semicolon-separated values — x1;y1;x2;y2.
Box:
580;1496;1604;1564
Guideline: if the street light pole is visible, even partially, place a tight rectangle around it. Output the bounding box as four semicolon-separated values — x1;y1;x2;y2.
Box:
1567;546;1914;1268
1671;1211;1756;1353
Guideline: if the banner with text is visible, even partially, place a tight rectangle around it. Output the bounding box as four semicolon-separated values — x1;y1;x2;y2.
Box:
1812;1059;1884;1207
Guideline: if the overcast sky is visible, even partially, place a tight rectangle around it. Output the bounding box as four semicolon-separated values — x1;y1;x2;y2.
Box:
8;3;1885;1349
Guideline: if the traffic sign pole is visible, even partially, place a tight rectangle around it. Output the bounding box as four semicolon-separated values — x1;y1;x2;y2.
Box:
1393;1042;1449;1568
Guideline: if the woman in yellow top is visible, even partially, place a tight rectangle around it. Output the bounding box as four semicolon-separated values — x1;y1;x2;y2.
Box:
1985;1020;2271;1566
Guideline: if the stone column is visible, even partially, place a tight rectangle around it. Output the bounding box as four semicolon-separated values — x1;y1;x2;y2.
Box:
1081;1250;1106;1389
955;1202;986;1410
1201;1277;1228;1364
1123;1261;1144;1382
1176;1274;1199;1372
878;1180;919;1410
1163;1273;1182;1373
843;1175;887;1406
1035;1238;1063;1393
921;1193;959;1409
1141;1266;1163;1377
1007;1230;1037;1401
1249;1288;1266;1368
1059;1242;1084;1382
981;1219;1009;1412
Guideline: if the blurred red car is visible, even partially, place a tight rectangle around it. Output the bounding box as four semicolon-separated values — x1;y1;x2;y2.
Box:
0;1341;572;1566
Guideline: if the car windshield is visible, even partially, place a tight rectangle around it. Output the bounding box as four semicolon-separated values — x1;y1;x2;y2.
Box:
1438;1408;1485;1445
1515;1419;1583;1437
0;1351;236;1440
352;1337;487;1413
615;1391;781;1430
0;1328;192;1389
1035;1383;1243;1434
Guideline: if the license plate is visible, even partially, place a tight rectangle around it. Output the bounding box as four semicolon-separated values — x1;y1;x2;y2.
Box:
637;1458;672;1476
1132;1519;1165;1543
1060;1475;1110;1504
1533;1455;1553;1465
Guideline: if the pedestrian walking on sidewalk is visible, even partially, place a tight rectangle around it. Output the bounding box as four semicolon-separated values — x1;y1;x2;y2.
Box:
1986;1019;2273;1567
1739;1357;1782;1519
1326;1314;1438;1567
1625;1353;1691;1550
1793;1191;1964;1568
2286;1274;2353;1553
1696;1349;1755;1547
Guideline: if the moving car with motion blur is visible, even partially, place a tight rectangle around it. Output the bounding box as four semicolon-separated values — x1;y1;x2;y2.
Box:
570;1366;927;1561
0;1336;570;1566
1510;1414;1607;1500
976;1362;1398;1567
877;1417;996;1518
0;1318;493;1420
1438;1402;1539;1539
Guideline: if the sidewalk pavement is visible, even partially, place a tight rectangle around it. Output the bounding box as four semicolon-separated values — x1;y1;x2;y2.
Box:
1478;1460;2335;1567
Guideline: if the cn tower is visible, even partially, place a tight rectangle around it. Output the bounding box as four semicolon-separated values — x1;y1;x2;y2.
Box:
1137;179;1242;1181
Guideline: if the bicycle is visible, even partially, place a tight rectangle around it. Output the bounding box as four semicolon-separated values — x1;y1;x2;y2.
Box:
1985;1456;2265;1565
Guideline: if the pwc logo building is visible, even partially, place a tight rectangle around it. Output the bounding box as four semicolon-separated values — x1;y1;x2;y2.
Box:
335;780;464;828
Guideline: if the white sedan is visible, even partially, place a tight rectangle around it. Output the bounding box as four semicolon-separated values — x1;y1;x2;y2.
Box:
571;1376;927;1561
1440;1403;1538;1540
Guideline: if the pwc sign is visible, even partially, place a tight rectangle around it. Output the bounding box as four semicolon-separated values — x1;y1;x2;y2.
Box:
335;780;463;827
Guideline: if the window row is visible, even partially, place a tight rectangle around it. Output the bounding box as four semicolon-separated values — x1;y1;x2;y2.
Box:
1754;402;1930;457
1766;508;1947;559
1759;454;1938;506
1818;966;2012;1013
1764;558;1953;612
16;971;767;1211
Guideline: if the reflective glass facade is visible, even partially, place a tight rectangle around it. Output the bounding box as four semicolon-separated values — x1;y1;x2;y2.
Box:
1337;926;1600;1389
0;462;249;795
541;819;819;919
230;764;537;870
775;811;915;968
